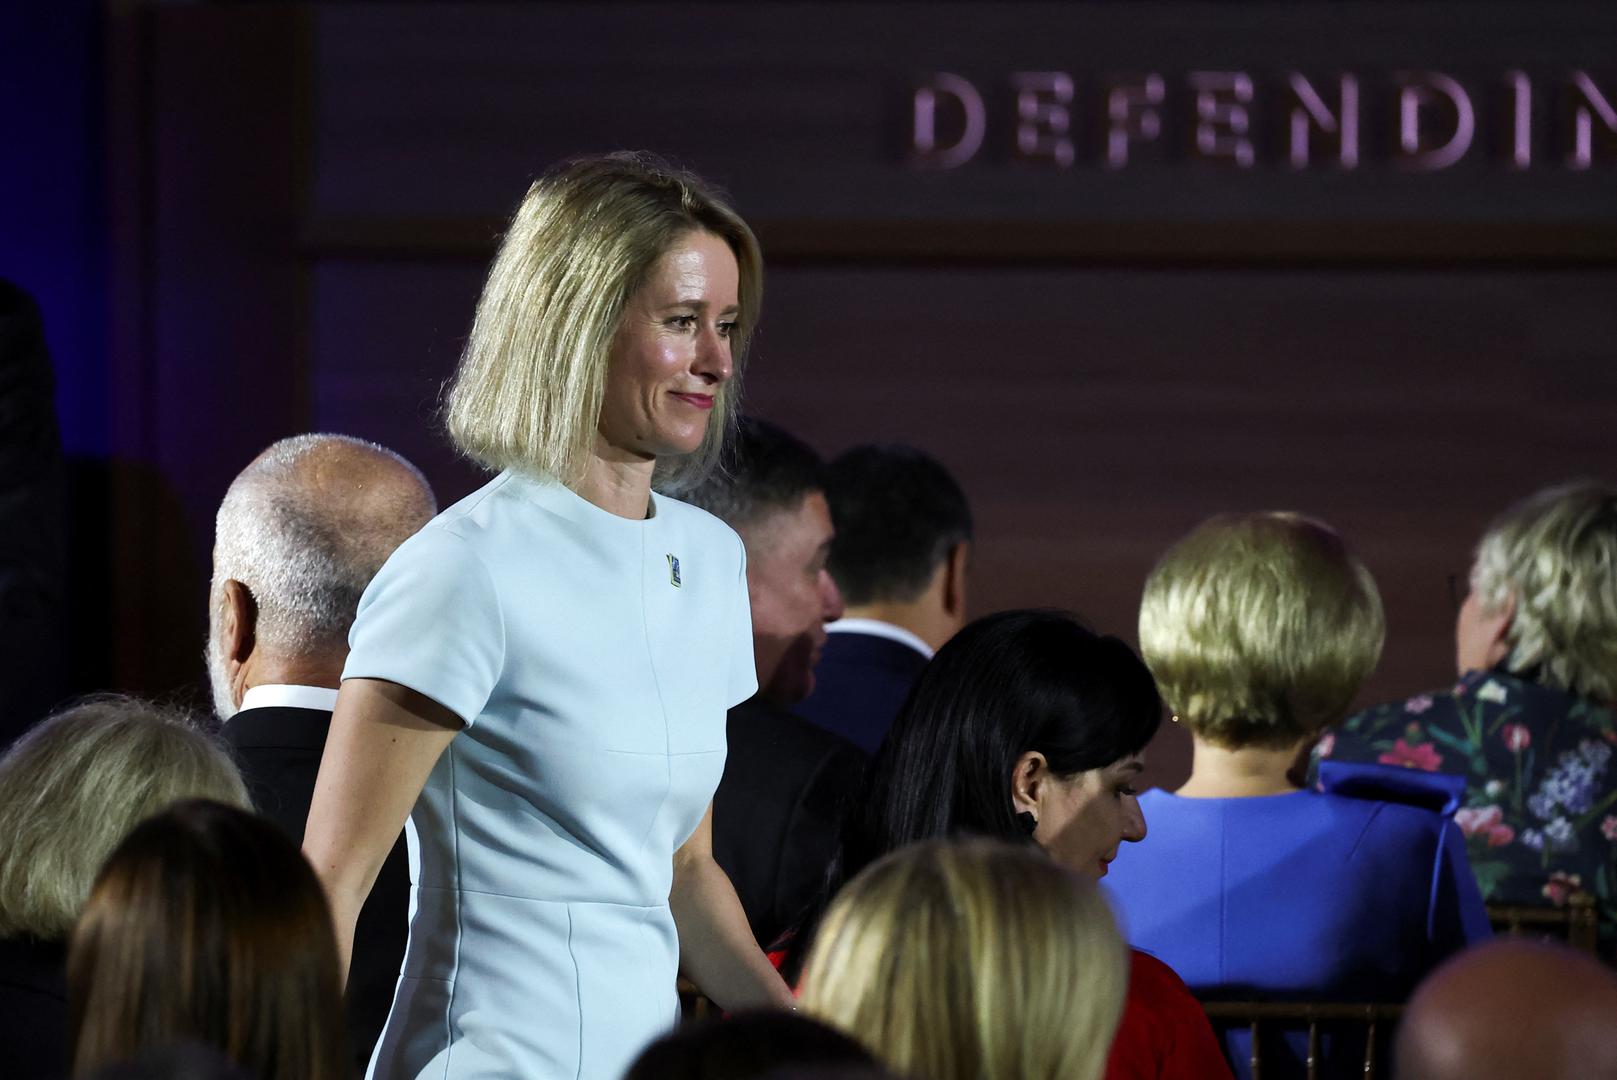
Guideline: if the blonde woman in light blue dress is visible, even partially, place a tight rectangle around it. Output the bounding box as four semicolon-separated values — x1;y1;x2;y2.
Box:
302;153;794;1080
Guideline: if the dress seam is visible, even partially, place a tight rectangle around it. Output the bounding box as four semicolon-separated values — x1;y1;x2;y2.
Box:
634;528;678;859
1218;801;1228;986
412;885;670;908
1344;802;1384;861
435;469;514;530
599;747;724;758
1424;819;1454;944
440;742;464;1077
567;903;583;1079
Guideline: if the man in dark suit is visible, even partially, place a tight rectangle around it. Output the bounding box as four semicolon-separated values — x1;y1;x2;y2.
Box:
796;445;973;755
206;433;435;1072
685;419;867;951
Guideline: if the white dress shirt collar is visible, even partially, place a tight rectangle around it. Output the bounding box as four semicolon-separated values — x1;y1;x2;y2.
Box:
825;617;935;660
238;683;340;714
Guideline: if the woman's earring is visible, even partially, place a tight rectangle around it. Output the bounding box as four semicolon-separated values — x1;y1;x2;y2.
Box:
1016;810;1038;836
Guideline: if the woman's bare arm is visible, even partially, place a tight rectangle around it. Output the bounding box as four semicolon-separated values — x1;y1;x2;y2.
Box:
669;800;796;1010
303;677;460;984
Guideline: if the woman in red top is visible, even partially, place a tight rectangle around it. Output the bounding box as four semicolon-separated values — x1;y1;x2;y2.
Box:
786;609;1231;1080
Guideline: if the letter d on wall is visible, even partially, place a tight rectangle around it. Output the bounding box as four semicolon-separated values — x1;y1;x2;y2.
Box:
911;73;986;169
1395;72;1476;171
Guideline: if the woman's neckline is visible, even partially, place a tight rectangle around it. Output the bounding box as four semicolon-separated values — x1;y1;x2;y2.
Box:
501;470;661;528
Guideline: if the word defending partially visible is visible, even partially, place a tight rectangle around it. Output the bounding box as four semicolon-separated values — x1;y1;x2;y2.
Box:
909;70;1617;170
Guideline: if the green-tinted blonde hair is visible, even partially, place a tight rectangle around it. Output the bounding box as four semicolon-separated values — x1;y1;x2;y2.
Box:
799;838;1127;1080
1138;512;1385;749
0;696;250;939
1471;480;1617;701
445;151;763;494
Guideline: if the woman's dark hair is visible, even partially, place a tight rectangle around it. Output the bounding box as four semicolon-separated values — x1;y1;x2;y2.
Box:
787;609;1160;976
68;799;347;1080
624;1010;876;1080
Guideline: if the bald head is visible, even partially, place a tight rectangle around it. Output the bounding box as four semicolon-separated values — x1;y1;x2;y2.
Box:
1396;940;1617;1080
210;435;435;705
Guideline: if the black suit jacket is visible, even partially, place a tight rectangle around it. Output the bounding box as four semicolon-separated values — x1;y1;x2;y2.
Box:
0;934;67;1080
712;697;867;951
224;704;409;1073
795;630;930;755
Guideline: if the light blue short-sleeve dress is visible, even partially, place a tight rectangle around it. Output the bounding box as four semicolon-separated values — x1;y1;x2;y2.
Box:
342;470;757;1080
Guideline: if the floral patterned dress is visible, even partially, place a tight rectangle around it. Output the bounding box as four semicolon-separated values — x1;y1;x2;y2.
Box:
1322;670;1617;941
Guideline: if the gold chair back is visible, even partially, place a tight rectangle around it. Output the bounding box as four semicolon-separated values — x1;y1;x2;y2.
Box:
1486;894;1600;955
1198;1000;1404;1080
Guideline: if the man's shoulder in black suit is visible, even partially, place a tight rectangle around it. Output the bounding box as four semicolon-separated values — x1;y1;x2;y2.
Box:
715;696;868;951
220;704;333;843
725;694;865;768
796;629;931;755
222;701;407;1071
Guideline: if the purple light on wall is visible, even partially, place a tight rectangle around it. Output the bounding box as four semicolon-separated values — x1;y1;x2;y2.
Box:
1012;71;1075;167
1567;72;1617;170
1106;74;1165;169
1396;72;1476;171
910;73;985;169
1190;71;1256;168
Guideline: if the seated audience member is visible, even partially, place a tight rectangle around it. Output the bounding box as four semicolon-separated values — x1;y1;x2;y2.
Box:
685;418;869;950
68;799;348;1080
0;697;250;1080
207;432;434;1068
1322;481;1617;937
624;1010;881;1080
1395;939;1617;1080
1106;513;1491;1079
799;838;1127;1080
795;444;972;754
793;609;1229;1080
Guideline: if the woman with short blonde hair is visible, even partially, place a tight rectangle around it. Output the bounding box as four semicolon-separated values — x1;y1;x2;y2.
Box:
1138;511;1384;751
0;696;249;939
446;151;762;494
303;153;791;1080
0;695;249;1080
800;839;1127;1080
1107;512;1489;1079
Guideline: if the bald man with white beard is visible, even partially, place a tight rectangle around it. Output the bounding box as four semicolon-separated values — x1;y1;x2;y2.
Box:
207;433;435;1072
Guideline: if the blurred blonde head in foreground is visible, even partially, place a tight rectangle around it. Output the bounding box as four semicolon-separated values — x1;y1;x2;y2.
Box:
799;838;1127;1080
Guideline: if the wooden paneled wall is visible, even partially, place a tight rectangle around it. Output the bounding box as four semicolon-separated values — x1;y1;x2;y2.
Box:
106;3;1617;786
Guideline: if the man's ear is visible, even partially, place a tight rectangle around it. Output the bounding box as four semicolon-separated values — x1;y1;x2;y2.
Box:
219;579;258;666
1484;589;1517;664
1010;749;1048;815
943;541;970;620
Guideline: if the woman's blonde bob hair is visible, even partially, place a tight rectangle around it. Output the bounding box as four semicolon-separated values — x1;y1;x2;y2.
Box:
445;151;763;494
798;838;1128;1080
0;695;250;939
1139;512;1385;750
1471;480;1617;701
